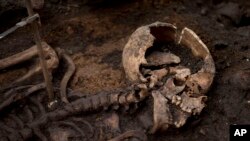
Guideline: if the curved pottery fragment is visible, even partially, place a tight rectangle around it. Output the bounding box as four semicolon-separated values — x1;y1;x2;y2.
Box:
122;22;215;133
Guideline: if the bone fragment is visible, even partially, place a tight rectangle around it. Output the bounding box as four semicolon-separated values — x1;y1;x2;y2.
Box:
179;92;207;115
150;91;172;134
56;48;76;103
146;51;180;66
0;83;45;111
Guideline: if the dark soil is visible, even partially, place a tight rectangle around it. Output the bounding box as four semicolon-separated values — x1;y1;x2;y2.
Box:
0;0;250;141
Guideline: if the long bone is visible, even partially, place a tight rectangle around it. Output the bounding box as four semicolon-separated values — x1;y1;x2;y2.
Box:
0;42;59;86
56;48;76;104
0;43;77;114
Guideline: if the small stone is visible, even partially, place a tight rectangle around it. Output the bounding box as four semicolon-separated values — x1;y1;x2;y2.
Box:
66;26;74;35
226;62;231;67
199;128;206;135
201;7;208;16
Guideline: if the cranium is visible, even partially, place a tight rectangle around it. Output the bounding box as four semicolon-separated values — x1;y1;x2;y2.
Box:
122;22;215;133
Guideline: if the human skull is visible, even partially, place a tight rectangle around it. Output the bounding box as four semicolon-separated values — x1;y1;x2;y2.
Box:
122;22;215;133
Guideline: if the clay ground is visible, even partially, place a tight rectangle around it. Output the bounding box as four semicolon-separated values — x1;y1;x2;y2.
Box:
0;0;250;141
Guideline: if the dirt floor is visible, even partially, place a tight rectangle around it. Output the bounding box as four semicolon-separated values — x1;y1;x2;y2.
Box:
0;0;250;141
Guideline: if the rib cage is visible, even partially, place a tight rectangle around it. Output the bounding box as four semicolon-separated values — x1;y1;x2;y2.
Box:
0;84;149;141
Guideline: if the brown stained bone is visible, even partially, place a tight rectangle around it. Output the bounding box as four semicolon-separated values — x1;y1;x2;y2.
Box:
0;83;45;111
3;85;34;98
171;107;191;128
48;85;148;121
15;45;59;85
0;0;44;11
0;46;37;70
186;72;214;94
104;113;120;132
108;130;147;141
24;106;34;122
30;97;46;115
148;68;168;88
150;91;172;134
30;0;44;9
0;42;59;85
0;85;149;141
179;92;207;115
178;28;215;94
179;28;215;76
169;66;191;82
160;77;185;102
146;52;180;66
56;48;76;103
49;128;72;141
0;42;58;70
71;118;94;138
58;121;86;138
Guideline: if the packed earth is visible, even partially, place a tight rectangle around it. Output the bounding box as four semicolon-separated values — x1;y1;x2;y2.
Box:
0;0;249;141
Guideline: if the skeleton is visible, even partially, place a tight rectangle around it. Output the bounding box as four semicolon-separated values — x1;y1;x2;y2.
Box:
0;22;215;140
0;83;149;141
